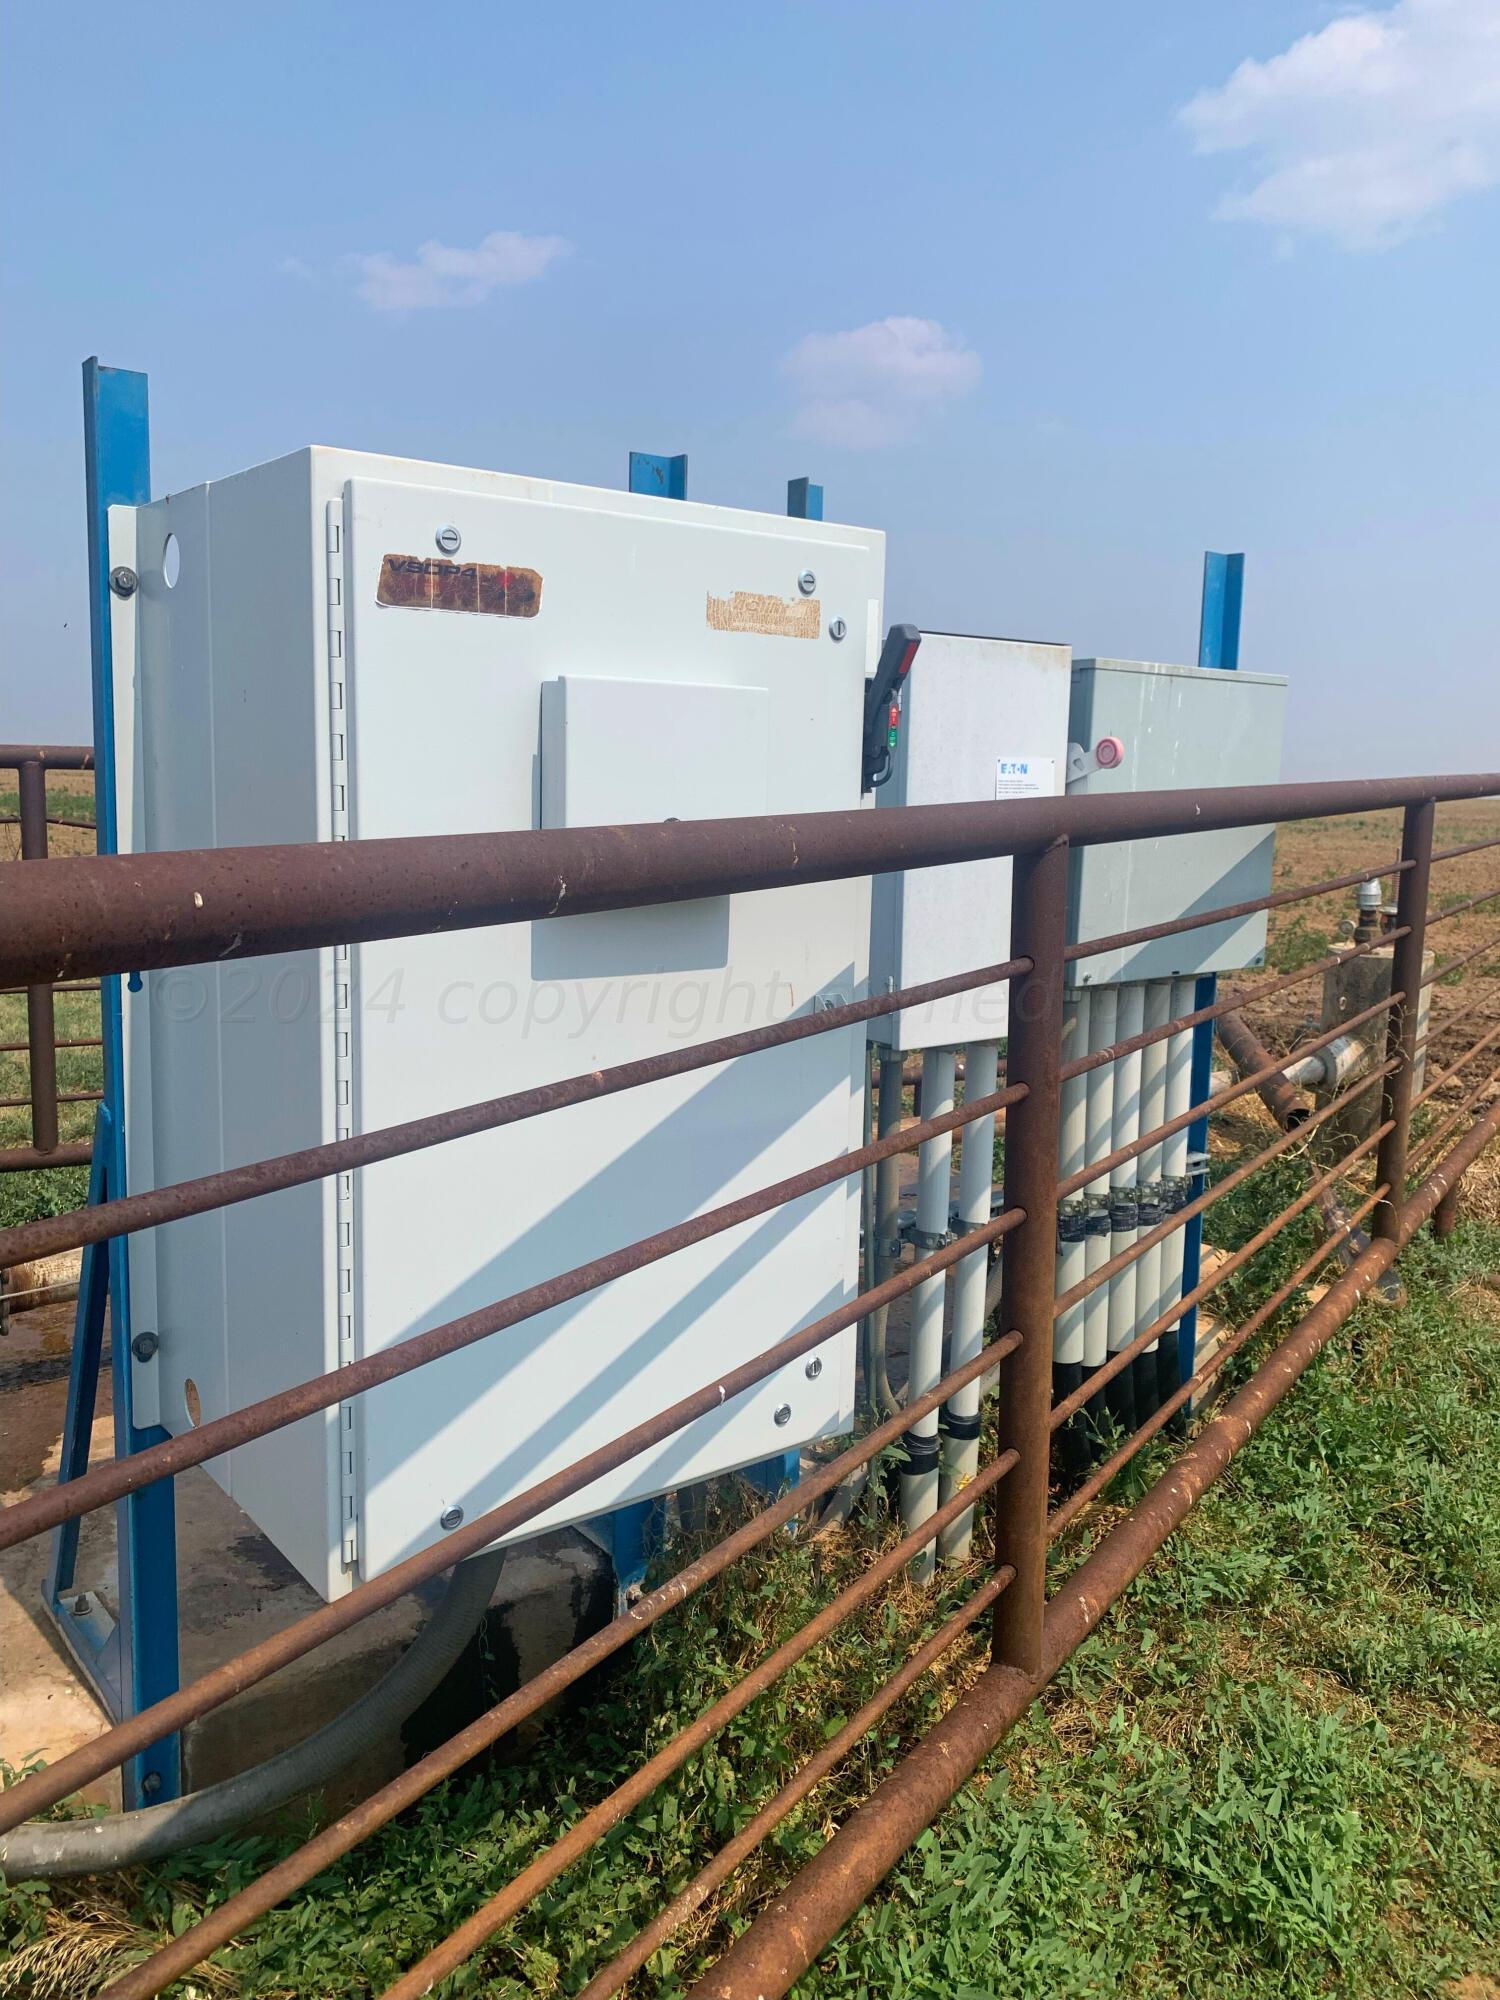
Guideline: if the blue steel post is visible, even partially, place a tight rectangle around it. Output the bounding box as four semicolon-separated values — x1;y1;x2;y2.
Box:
626;450;687;500
786;476;824;521
1177;552;1245;1392
50;358;182;1805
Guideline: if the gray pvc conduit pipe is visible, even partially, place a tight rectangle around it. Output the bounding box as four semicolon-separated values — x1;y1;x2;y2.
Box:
0;1547;504;1881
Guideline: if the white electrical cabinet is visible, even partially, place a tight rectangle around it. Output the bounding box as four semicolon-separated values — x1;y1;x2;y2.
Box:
107;449;884;1598
868;633;1071;1049
1067;659;1288;984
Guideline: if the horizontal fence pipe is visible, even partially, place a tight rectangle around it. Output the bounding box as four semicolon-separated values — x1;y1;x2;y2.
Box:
1405;1054;1500;1182
687;1095;1500;2000
0;1224;1025;1838
0;1081;1024;1539
0;1037;103;1055
0;814;100;834
1056;995;1397;1201
5;776;1499;990
0;744;94;771
1064;859;1410;968
1058;929;1409;1085
577;1572;1009;2000
74;1330;1022;1998
0;953;1026;1270
0;982;100;997
1052;1063;1393;1318
1427;884;1500;926
1431;835;1500;863
0;1141;92;1174
1422;928;1500;987
1410;1016;1500;1113
1049;1121;1391;1432
0;1090;101;1111
1048;1184;1388;1541
376;1455;1020;2000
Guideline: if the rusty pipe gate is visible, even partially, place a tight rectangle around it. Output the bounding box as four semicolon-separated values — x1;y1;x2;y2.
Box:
0;744;99;1175
1;771;1498;2000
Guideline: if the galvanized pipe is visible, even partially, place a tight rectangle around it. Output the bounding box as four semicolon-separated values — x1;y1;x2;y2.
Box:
1132;981;1172;1416
1059;993;1398;1200
1048;1183;1387;1542
1104;982;1144;1435
1159;976;1196;1393
866;1049;907;1421
1079;987;1116;1423
902;1048;956;1583
1061;927;1408;1086
1053;1061;1393;1322
1049;1118;1391;1433
1052;993;1091;1479
938;1039;1000;1562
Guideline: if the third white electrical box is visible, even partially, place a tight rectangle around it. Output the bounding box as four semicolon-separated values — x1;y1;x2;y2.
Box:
1067;657;1289;984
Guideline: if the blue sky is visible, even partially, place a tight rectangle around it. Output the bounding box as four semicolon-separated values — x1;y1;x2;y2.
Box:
4;1;1497;776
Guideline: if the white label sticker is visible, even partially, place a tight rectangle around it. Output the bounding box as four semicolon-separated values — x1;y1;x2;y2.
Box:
995;755;1056;800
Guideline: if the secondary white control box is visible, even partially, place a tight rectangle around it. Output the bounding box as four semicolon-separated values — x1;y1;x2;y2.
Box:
1067;659;1288;984
868;632;1072;1051
108;449;884;1598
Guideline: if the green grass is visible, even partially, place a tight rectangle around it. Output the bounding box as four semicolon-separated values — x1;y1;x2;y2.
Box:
4;1193;1499;1997
0;987;99;1227
0;789;96;825
1266;914;1334;977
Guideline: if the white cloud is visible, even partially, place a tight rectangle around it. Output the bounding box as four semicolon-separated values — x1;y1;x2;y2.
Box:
1181;0;1500;249
349;229;570;311
782;316;981;447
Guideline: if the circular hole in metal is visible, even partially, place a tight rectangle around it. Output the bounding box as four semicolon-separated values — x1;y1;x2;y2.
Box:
162;533;181;589
183;1378;202;1426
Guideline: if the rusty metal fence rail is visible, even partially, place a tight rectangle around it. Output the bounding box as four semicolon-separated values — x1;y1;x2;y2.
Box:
0;743;100;1174
1;771;1498;1998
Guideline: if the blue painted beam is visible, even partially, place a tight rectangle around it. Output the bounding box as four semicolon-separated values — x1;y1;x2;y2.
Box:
61;358;182;1807
1179;552;1246;1393
786;476;824;521
628;450;687;500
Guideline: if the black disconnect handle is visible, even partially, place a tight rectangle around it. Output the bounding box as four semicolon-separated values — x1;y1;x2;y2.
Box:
861;623;921;793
